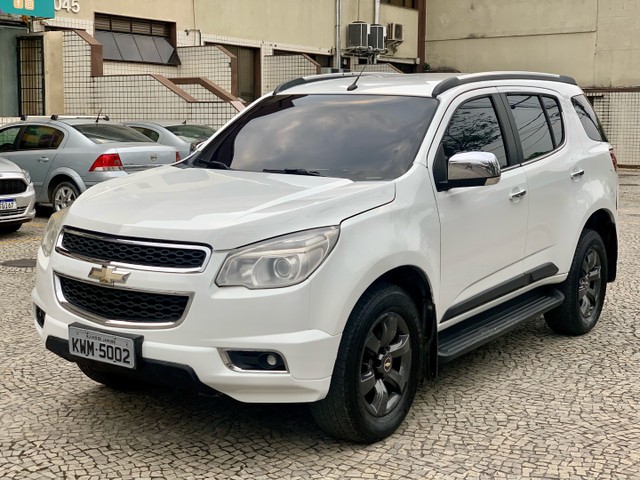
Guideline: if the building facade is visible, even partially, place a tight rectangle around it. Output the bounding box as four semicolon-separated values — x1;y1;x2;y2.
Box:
0;0;424;127
425;0;640;166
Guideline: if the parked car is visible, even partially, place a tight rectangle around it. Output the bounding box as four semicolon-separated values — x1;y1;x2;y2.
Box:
0;116;179;211
33;72;618;443
0;157;36;233
125;121;216;159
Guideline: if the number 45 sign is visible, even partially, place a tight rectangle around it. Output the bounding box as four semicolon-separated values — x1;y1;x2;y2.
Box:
54;0;79;13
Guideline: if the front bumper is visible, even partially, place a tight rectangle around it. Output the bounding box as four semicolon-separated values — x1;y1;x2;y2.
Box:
0;183;36;225
32;248;339;403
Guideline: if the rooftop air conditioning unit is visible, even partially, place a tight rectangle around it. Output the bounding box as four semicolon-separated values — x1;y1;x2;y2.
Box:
347;21;369;50
387;23;404;42
368;24;385;51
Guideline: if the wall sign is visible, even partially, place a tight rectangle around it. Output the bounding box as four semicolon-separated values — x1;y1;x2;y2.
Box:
54;0;79;13
0;0;55;18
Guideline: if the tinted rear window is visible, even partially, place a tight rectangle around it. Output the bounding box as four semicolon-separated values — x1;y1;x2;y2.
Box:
572;95;608;142
191;94;438;181
73;124;152;144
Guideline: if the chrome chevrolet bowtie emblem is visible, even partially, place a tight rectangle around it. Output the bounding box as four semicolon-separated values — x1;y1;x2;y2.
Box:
88;265;131;285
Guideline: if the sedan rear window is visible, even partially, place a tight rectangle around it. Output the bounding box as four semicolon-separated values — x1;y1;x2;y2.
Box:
165;124;215;142
73;124;152;144
191;94;438;181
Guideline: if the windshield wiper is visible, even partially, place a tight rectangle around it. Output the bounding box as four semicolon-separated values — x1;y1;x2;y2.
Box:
263;168;323;177
194;159;231;170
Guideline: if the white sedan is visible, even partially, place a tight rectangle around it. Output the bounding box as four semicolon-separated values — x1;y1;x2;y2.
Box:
0;157;35;233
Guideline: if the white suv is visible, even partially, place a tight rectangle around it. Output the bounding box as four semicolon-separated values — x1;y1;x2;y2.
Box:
33;72;618;442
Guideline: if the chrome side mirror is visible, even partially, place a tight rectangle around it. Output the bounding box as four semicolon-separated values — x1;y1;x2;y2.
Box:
446;151;501;189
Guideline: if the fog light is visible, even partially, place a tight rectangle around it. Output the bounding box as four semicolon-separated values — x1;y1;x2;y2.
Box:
34;304;45;328
225;350;287;372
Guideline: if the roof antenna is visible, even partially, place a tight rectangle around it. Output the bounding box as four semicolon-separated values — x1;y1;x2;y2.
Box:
347;57;370;91
95;108;102;123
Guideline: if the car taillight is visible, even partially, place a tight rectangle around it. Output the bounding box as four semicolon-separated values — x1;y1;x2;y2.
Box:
176;152;181;162
89;153;123;172
609;148;618;172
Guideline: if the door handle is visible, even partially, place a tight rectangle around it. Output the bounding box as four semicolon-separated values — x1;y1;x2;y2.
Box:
509;188;527;201
570;169;585;180
37;157;50;163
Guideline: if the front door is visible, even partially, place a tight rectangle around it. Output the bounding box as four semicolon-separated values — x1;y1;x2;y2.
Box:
430;90;529;322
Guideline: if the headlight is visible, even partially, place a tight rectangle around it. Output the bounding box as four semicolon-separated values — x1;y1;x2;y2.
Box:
216;227;340;289
41;208;70;257
21;169;31;184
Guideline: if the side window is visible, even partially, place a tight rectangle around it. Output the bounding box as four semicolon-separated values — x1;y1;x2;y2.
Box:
0;127;21;152
507;95;554;161
17;125;64;150
572;94;608;142
541;96;564;146
441;97;508;167
130;126;160;142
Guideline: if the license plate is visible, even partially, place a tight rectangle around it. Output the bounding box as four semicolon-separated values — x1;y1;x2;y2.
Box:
68;324;140;369
0;199;17;211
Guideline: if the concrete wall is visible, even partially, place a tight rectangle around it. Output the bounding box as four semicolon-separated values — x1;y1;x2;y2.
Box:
594;0;640;87
425;0;640;88
43;31;65;115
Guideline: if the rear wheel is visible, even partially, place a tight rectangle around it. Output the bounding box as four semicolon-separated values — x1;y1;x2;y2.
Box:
311;283;423;443
52;181;80;211
77;362;144;390
545;229;608;335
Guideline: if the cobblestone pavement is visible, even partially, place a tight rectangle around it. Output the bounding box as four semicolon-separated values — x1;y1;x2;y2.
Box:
1;172;640;480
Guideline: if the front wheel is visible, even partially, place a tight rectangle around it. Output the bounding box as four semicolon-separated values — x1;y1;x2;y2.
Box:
52;181;80;211
311;283;423;443
545;229;608;335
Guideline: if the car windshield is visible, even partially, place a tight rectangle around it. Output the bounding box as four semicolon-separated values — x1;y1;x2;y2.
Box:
73;124;152;144
189;94;438;181
166;124;216;142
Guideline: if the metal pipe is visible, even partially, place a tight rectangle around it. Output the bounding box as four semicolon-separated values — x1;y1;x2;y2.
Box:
335;0;342;71
374;0;380;24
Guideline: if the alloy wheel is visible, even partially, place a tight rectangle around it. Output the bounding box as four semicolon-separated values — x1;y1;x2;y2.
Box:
360;312;412;417
578;248;602;321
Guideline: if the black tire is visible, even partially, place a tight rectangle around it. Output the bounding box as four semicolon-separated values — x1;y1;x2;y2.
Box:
545;229;608;335
78;362;144;390
0;224;21;234
311;283;423;443
52;181;80;211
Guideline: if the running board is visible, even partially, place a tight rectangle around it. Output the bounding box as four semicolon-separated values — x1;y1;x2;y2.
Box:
438;288;565;363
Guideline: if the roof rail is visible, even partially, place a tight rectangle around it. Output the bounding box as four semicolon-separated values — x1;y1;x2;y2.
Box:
273;72;391;95
432;72;578;97
19;114;111;121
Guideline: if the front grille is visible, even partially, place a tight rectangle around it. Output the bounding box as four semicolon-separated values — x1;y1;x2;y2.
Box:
59;229;210;271
0;207;27;218
0;179;27;195
58;276;190;324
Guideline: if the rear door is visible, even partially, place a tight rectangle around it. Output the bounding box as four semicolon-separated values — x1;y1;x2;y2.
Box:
431;89;529;322
497;87;596;276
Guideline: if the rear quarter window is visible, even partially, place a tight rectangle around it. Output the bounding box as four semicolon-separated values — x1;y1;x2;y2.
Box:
572;95;608;142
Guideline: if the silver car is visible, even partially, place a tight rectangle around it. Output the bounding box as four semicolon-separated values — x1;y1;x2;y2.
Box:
0;117;179;211
0;157;36;233
125;121;215;160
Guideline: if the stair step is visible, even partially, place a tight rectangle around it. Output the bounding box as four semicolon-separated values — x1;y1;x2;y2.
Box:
438;288;564;362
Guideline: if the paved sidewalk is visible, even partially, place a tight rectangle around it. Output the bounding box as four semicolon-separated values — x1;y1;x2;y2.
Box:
0;171;639;479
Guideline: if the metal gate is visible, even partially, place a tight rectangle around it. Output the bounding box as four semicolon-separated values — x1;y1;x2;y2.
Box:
17;36;45;116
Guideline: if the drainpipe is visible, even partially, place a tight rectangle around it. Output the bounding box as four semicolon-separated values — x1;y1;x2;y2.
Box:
374;0;380;24
335;0;341;71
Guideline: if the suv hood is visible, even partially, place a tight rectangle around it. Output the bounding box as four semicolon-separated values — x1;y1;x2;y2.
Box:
65;166;395;249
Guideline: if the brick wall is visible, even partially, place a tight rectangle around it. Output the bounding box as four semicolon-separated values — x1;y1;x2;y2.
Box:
263;55;320;94
586;90;640;167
